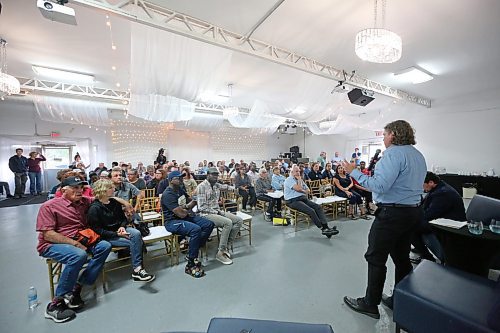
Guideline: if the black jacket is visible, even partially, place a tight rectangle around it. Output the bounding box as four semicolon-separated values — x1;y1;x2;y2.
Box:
9;155;28;173
87;198;128;239
423;181;467;222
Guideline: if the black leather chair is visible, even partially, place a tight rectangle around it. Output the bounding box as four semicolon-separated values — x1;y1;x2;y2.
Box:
393;260;500;333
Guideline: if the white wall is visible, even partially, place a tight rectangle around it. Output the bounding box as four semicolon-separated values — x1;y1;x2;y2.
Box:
0;99;110;192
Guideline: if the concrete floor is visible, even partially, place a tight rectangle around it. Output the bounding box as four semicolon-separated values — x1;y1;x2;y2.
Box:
0;203;398;333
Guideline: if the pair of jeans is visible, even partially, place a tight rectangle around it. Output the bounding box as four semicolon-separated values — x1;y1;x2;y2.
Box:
364;206;422;306
257;195;282;218
0;181;11;196
165;216;214;260
42;240;112;297
335;188;363;205
28;171;43;194
14;172;27;196
410;218;445;262
204;211;242;251
106;227;143;269
239;187;256;209
286;196;328;228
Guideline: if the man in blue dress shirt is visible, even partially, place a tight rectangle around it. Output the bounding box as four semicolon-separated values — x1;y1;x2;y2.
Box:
342;120;427;319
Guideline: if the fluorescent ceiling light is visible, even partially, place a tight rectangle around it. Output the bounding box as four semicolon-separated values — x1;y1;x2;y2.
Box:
394;66;433;84
32;65;95;84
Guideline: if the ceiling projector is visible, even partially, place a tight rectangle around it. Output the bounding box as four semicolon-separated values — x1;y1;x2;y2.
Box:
37;0;77;25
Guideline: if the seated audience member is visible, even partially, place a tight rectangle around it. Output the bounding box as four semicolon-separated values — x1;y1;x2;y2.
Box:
182;167;198;196
234;167;256;213
410;172;467;263
333;165;369;220
0;180;14;198
55;171;94;198
255;168;282;221
87;179;155;282
228;158;235;169
99;171;110;180
352;178;374;214
196;168;242;265
127;168;146;190
136;162;146;177
196;162;206;174
271;166;286;191
36;176;112;323
331;151;342;169
146;169;164;196
218;164;229;179
246;163;259;186
93;162;107;175
111;167;143;209
88;172;98;186
161;171;214;278
322;162;335;180
284;165;339;237
359;161;371;175
308;162;323;181
143;165;155;183
303;163;311;179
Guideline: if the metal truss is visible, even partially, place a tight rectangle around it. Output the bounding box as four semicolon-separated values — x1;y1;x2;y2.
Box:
17;77;249;113
18;77;130;101
73;0;431;108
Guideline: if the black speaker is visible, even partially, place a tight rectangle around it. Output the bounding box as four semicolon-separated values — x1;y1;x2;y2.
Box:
348;88;374;106
290;146;299;153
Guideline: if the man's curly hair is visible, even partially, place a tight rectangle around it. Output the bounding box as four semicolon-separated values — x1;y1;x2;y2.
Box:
384;120;416;145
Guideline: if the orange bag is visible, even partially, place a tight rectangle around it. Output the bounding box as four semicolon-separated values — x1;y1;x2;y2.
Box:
73;228;100;247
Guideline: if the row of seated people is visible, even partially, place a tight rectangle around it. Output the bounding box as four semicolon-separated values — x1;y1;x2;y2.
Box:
37;162;350;323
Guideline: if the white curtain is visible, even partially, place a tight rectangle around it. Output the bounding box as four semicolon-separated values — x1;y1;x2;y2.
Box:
33;95;110;127
129;24;233;122
174;112;224;132
128;93;195;122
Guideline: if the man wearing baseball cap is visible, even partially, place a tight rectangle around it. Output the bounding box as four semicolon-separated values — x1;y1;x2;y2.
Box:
36;176;112;323
196;167;242;265
161;170;214;278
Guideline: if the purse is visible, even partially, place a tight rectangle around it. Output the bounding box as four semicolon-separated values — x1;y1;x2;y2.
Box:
134;221;151;237
73;228;100;247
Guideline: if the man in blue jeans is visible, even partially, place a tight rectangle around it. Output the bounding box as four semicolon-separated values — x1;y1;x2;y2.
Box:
36;176;112;323
161;170;214;278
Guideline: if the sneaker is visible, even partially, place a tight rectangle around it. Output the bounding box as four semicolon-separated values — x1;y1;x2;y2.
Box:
264;213;272;222
223;248;232;259
6;194;14;198
216;251;233;265
242;208;251;213
63;292;84;310
45;299;76;323
132;268;156;282
321;227;339;237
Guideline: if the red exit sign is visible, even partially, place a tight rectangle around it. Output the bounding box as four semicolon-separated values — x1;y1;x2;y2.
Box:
50;131;61;137
374;130;383;137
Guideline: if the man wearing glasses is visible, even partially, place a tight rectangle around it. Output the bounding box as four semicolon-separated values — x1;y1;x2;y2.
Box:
255;168;282;221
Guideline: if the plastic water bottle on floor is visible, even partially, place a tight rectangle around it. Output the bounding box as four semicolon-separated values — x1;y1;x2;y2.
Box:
28;286;39;309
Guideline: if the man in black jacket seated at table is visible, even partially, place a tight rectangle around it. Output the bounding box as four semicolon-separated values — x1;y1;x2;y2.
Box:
410;172;467;264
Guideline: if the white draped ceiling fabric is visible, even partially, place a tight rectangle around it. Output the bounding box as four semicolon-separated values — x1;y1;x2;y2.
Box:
124;23;404;135
129;24;232;122
33;95;110;127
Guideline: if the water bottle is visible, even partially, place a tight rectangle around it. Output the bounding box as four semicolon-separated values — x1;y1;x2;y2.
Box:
28;286;39;309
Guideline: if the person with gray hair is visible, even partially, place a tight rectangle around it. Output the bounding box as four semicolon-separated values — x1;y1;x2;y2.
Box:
342;120;427;319
255;168;282;221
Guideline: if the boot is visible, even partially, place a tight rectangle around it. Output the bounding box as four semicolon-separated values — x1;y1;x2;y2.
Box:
349;205;358;220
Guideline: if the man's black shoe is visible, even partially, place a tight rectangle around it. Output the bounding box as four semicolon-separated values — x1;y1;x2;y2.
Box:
381;293;393;310
343;296;380;319
6;194;14;198
410;247;421;254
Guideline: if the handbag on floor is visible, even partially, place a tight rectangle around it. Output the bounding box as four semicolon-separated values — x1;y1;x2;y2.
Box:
273;216;289;226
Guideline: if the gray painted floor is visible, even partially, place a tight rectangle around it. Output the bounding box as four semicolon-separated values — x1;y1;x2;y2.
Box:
0;204;398;333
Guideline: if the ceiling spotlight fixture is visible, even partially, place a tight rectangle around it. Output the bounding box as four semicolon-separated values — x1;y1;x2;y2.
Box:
0;38;21;98
355;0;402;63
394;66;434;84
32;65;95;84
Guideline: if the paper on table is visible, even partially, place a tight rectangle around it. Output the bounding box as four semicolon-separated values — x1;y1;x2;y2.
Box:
266;191;284;199
429;218;467;229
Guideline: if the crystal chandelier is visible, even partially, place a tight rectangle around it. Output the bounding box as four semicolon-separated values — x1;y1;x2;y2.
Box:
355;0;402;64
0;38;20;98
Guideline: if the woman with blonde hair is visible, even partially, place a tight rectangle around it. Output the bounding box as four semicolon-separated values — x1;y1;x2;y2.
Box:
87;179;155;282
182;167;197;196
